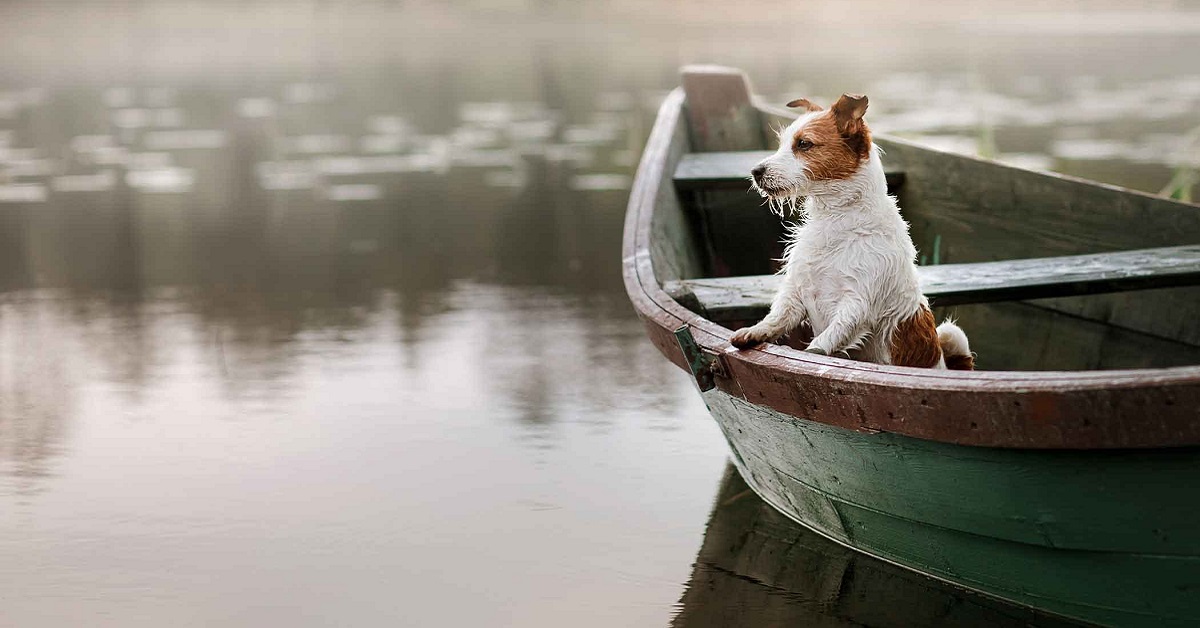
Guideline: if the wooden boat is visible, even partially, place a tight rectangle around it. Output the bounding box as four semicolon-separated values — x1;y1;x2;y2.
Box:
673;464;1089;628
623;66;1200;627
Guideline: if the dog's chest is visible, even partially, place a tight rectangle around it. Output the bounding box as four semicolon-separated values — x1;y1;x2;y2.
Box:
791;241;858;328
787;215;909;329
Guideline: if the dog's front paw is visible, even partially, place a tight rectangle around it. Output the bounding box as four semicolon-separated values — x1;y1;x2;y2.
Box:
730;327;770;349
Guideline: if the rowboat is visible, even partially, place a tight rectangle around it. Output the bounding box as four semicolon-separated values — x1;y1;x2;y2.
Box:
623;66;1200;627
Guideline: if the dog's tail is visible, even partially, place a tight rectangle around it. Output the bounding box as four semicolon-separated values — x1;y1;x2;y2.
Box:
937;320;974;370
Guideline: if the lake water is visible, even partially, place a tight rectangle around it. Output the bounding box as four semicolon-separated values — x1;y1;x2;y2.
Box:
0;2;1196;626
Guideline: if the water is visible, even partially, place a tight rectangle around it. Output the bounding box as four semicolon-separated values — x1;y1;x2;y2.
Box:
0;2;1196;626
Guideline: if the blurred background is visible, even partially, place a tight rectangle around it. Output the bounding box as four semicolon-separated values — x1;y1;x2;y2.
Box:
0;1;1196;626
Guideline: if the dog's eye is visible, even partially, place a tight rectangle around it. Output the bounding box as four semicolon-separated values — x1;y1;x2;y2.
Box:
795;138;814;151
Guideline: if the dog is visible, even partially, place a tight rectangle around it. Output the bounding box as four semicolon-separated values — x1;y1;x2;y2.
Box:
729;93;974;370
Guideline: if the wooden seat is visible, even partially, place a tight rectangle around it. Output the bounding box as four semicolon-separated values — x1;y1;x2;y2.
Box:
664;245;1200;322
673;150;906;192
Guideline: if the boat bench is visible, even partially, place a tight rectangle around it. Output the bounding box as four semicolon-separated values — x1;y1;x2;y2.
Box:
674;150;906;193
664;245;1200;323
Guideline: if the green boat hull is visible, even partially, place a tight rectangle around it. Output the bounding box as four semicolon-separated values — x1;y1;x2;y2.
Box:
622;67;1200;627
702;389;1200;627
674;465;1088;627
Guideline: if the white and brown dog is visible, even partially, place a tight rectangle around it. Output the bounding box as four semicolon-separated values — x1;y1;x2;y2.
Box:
730;94;973;370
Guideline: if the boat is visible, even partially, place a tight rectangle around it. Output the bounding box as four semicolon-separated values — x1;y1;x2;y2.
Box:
623;65;1200;627
673;464;1089;628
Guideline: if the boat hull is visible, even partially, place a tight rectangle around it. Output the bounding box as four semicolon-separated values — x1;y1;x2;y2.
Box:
623;68;1200;627
701;388;1200;627
674;465;1088;627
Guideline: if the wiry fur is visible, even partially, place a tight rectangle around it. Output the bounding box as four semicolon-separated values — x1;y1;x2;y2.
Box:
732;95;973;370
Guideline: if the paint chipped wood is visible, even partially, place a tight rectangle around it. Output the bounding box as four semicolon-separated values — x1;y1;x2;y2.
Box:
705;390;1200;627
673;465;1087;628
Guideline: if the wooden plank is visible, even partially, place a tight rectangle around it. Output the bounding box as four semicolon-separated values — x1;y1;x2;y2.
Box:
674;150;766;189
664;245;1200;323
940;300;1200;371
674;150;906;192
680;66;765;152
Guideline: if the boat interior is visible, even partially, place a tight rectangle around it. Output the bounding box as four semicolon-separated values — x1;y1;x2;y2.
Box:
654;71;1200;372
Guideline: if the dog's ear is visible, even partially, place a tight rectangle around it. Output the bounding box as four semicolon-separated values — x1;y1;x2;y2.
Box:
830;93;868;135
785;98;822;112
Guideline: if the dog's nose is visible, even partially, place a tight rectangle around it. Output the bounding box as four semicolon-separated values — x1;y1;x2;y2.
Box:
751;164;766;183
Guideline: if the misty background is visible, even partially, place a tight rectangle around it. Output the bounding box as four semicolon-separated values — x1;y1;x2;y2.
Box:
0;1;1196;626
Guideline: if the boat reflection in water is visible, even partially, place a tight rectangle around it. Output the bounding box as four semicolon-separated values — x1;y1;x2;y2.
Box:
672;465;1088;628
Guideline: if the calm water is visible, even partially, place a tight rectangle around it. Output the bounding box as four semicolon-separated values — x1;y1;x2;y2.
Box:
0;2;1197;626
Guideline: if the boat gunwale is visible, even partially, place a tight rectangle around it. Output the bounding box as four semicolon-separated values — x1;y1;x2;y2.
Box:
623;86;1200;449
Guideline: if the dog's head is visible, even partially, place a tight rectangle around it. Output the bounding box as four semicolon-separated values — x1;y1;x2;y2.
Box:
751;93;872;200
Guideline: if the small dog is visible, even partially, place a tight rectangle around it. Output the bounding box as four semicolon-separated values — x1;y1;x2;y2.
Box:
730;94;973;370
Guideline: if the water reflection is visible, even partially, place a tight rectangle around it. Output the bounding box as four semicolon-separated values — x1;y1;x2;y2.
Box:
0;72;671;490
0;296;74;496
673;465;1089;628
